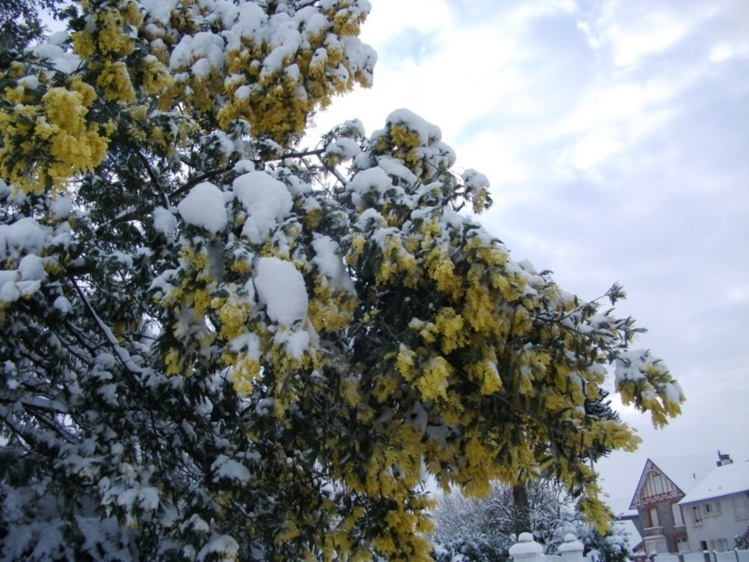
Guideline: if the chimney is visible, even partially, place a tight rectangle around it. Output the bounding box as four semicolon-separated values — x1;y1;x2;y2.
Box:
717;450;733;466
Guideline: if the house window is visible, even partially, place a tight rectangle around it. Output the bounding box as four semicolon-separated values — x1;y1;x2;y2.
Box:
717;539;729;552
734;496;749;520
705;501;722;515
672;503;684;526
649;507;660;527
692;505;703;524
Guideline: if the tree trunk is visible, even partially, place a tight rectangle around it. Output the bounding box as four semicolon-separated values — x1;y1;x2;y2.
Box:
513;482;531;536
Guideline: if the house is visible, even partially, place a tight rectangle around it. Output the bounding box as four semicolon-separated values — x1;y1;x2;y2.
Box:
678;458;749;552
626;454;717;554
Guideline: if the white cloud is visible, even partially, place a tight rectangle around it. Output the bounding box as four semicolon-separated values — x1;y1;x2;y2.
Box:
362;0;452;40
605;12;689;68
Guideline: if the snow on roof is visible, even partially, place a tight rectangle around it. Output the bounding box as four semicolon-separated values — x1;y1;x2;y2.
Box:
678;459;749;505
629;454;717;510
649;454;717;493
618;508;639;520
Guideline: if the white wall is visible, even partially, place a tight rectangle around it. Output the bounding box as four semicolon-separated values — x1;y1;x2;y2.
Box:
682;493;749;552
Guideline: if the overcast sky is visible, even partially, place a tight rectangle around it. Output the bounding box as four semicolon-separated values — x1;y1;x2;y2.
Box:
311;0;749;508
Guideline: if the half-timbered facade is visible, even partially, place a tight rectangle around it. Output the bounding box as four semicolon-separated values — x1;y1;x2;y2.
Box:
628;455;716;554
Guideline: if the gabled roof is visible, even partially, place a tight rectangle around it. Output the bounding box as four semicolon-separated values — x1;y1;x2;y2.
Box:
628;454;716;510
649;455;716;493
678;459;749;505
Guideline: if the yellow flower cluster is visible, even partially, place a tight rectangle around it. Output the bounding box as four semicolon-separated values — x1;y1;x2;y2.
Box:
411;308;468;356
140;57;174;99
227;353;262;397
97;62;136;103
308;282;356;333
68;0;185;150
465;356;503;395
395;345;416;381
322;415;437;560
464;234;509;266
471;188;489;213
167;242;332;412
389;124;422;149
164;348;182;376
148;3;374;146
0;85;108;193
366;114;457;182
345;233;366;266
376;235;419;286
617;358;683;428
424;245;462;299
214;292;251;342
373;507;434;562
416;356;451;401
72;2;142;60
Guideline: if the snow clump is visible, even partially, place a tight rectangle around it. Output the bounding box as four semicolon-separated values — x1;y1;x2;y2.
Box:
177;182;228;234
254;257;308;326
233;171;293;244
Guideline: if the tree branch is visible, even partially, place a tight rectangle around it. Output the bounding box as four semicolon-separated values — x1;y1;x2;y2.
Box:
71;279;146;377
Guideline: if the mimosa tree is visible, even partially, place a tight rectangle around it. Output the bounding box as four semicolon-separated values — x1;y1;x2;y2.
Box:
0;1;683;559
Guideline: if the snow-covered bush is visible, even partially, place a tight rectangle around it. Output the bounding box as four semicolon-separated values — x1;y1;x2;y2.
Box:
431;481;632;562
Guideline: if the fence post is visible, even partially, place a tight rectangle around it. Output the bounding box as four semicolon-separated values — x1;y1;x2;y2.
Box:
510;532;544;562
558;534;585;562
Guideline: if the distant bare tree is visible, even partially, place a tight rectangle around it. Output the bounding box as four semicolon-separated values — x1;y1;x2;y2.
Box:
431;479;589;561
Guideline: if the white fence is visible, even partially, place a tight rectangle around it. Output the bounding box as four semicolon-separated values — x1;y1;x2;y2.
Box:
511;533;585;562
508;533;749;562
671;551;749;562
